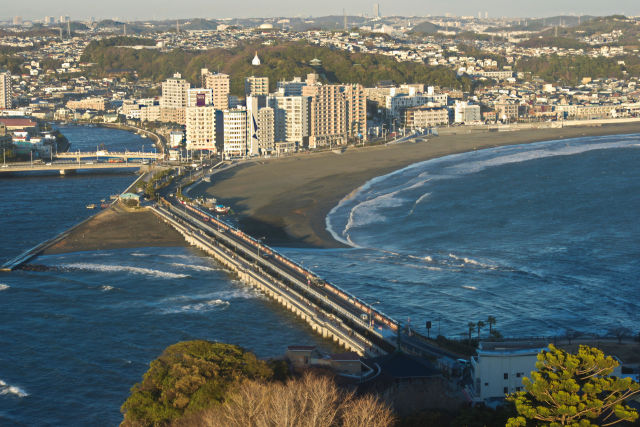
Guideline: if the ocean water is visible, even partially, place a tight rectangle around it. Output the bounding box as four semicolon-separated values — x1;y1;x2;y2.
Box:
283;133;640;340
0;126;333;426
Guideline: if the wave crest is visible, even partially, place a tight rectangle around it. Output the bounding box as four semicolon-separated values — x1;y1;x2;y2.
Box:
60;263;189;279
0;379;28;398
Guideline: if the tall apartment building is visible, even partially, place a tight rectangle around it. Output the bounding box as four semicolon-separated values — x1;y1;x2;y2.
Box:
267;94;309;148
186;106;217;152
202;69;230;110
454;101;481;124
187;88;213;107
276;77;306;96
342;84;367;141
308;85;347;149
256;107;275;154
223;107;248;158
160;73;190;108
245;76;269;96
0;72;13;110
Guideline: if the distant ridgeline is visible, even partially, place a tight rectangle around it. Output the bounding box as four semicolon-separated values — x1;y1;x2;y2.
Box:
80;39;470;95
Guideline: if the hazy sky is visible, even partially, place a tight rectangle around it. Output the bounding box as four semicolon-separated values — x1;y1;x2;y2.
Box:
3;0;640;21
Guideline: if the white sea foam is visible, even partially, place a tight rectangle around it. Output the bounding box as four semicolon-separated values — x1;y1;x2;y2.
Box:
0;284;9;291
130;252;149;257
169;262;222;272
327;137;639;249
100;285;115;292
61;263;189;279
462;285;478;291
448;254;496;269
407;192;432;216
162;299;230;314
0;379;28;398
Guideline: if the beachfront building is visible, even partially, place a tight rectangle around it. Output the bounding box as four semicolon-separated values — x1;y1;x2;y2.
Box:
404;106;450;128
267;94;309;148
343;84;367;141
202;69;230;110
185;105;217;152
0;71;13;109
454;101;481;124
245;76;269;96
307;84;347;149
470;341;545;401
256;107;275;154
223;107;248;158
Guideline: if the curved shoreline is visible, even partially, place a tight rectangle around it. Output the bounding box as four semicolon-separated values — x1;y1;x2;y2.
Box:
195;122;640;249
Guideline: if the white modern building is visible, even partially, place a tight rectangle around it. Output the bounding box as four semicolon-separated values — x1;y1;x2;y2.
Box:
454;101;481;124
223;107;248;158
267;94;309;148
471;342;546;401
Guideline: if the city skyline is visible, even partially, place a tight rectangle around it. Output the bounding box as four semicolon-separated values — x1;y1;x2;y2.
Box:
2;0;640;22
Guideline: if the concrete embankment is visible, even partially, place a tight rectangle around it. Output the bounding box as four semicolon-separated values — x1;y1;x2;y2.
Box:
151;205;381;356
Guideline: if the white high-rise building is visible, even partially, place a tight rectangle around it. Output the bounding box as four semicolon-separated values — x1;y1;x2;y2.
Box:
185;106;217;152
161;72;190;108
267;94;309;148
223;107;248;158
0;72;12;110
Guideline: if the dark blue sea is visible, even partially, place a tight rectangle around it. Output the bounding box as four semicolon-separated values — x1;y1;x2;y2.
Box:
1;128;639;425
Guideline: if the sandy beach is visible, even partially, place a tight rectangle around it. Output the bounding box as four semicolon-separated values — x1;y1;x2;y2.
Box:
43;122;640;253
193;122;640;248
43;203;186;255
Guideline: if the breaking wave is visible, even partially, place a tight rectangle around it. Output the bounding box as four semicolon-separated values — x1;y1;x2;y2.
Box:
0;284;9;291
161;299;230;314
60;263;189;279
0;379;28;398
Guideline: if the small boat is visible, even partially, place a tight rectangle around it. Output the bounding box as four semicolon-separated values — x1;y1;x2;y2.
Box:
141;134;147;138
86;204;97;209
213;204;230;214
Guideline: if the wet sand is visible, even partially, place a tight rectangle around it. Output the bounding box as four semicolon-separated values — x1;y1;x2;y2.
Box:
43;203;186;255
193;122;640;248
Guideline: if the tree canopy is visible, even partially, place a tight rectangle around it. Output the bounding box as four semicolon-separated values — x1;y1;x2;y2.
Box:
507;344;639;427
80;39;470;95
120;340;275;426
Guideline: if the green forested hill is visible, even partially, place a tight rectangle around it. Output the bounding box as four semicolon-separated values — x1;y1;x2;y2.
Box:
80;39;470;95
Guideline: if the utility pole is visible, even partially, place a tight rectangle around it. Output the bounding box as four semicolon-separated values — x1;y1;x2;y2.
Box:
343;9;347;31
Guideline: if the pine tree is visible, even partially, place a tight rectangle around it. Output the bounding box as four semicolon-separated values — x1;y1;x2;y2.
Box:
507;344;639;426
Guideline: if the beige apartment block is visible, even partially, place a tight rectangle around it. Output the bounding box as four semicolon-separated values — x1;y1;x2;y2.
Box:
66;97;105;111
0;72;12;109
202;69;230;110
245;76;269;96
403;106;449;128
308;85;347;149
160;73;190;109
186;106;216;152
343;84;367;141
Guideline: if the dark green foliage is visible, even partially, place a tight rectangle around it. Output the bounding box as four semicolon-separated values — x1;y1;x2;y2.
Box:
516;54;629;85
81;40;468;94
0;55;23;74
120;340;274;426
507;344;640;426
